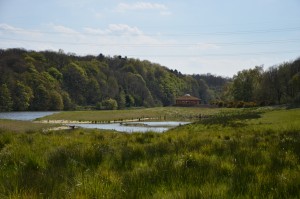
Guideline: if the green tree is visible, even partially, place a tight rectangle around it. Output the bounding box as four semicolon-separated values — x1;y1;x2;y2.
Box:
86;78;101;105
259;68;278;104
13;81;33;111
101;98;118;110
61;91;74;110
289;72;300;104
126;94;135;107
48;91;64;110
47;67;63;82
157;73;179;106
231;67;263;102
0;84;13;111
124;73;154;106
197;79;211;104
62;62;88;104
30;85;50;110
117;90;126;109
107;76;119;99
232;70;253;102
290;72;300;98
183;76;200;97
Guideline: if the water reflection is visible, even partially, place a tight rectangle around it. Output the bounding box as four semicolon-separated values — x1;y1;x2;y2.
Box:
0;112;190;133
72;121;189;133
0;111;59;121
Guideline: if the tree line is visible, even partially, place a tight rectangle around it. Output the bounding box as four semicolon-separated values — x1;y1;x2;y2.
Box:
216;59;300;107
0;48;223;111
0;48;299;111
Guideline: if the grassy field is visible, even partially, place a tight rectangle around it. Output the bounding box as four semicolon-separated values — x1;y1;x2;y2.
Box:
0;119;58;133
0;107;299;198
39;107;228;122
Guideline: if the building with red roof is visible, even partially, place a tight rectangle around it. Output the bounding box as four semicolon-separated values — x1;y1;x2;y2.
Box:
175;94;201;106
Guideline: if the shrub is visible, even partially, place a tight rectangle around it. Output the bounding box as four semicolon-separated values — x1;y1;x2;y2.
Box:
235;101;244;108
218;101;224;107
243;102;257;108
97;98;118;110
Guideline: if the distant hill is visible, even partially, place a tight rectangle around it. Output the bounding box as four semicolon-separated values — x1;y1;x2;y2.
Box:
0;48;228;111
1;48;299;111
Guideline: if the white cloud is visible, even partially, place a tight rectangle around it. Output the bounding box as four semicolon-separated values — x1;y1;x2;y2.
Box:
160;11;172;16
84;24;143;35
0;24;18;31
116;2;171;15
192;42;220;51
0;23;42;37
117;2;166;10
108;24;143;35
83;27;106;35
50;25;79;35
94;12;103;19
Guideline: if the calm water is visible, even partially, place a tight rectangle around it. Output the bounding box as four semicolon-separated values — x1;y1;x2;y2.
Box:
0;111;59;121
0;112;189;133
72;121;190;133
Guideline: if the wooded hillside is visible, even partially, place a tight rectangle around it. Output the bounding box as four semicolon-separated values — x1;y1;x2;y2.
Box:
0;48;226;111
219;59;300;107
0;48;299;111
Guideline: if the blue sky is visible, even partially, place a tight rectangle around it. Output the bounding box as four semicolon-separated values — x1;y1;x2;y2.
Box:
0;0;299;77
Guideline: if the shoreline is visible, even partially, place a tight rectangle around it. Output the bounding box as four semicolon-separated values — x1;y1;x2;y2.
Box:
35;117;159;125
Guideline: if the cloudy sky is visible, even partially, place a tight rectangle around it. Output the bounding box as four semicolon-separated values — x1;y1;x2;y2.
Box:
0;0;299;77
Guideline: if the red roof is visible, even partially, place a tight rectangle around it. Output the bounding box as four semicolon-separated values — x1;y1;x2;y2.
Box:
176;94;200;101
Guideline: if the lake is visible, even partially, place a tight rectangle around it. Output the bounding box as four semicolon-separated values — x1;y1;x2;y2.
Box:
0;111;59;121
0;112;189;133
72;121;190;133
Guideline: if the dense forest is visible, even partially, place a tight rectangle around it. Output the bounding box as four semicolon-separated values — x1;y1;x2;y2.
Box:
0;48;299;111
218;59;300;108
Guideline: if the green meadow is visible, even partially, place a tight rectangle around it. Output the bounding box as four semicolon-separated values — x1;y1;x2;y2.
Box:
39;107;227;122
0;119;58;133
0;107;299;198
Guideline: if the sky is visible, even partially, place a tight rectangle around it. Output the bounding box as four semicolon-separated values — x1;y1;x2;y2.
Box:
0;0;299;77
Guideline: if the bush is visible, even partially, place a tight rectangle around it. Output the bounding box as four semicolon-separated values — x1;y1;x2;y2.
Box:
293;92;300;105
235;101;244;108
218;101;224;107
99;98;118;110
243;102;257;108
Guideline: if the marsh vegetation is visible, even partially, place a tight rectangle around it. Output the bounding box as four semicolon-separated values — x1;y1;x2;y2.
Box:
0;107;299;198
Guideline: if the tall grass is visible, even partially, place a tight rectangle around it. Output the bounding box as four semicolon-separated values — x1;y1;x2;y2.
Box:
39;107;228;122
0;119;57;133
0;108;299;198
